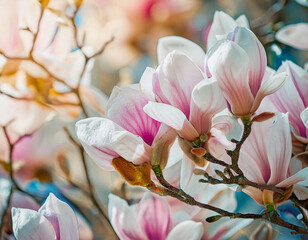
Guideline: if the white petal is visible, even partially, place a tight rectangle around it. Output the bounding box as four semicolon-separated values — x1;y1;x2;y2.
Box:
140;67;156;101
110;131;151;165
235;15;250;28
144;102;199;141
251;72;287;113
267;113;292;185
39;193;79;240
276;23;308;50
75;118;121;170
11;208;57;240
166;221;204;240
207;11;239;49
157;36;205;68
300;108;308;129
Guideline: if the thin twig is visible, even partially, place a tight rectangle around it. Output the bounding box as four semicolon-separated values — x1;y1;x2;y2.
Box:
63;127;119;239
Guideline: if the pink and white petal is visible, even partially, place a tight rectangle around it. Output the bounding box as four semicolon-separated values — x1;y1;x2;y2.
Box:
228;27;266;97
285;61;308;107
301;108;308;130
189;79;226;135
275;23;308;50
140;67;156;101
293;185;308;201
207;40;254;116
267;113;292;185
158;51;205;118
157;36;206;69
212;115;242;142
75;118;121;171
11;208;57;240
110;131;151;165
238;152;266;185
251;72;287;114
106;85;160;146
108;194;146;240
276;167;308;191
39;193;79;240
144;102;199;141
166;221;204;240
207;11;239;49
137;193;173;240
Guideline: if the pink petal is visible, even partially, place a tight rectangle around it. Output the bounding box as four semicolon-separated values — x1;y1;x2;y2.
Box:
137;194;173;240
75;118;121;171
207;40;254;116
106;85;160;146
166;221;203;240
240;120;273;183
268;62;305;136
157;51;205;118
157;36;206;69
189;79;226;135
108;194;146;240
11;208;57;240
208;128;235;158
110;131;151;165
228;27;267;97
143;102;199;141
275;23;308;50
267;113;292;185
39;193;79;240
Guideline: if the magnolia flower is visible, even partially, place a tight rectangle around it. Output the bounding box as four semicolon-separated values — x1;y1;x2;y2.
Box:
108;193;204;240
238;113;308;206
76;84;176;174
206;11;249;50
11;193;79;240
141;37;243;164
142;37;225;140
207;26;287;117
268;61;308;157
275;23;308;50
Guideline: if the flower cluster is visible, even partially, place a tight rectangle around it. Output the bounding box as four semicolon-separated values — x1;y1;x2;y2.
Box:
0;0;307;239
76;10;308;237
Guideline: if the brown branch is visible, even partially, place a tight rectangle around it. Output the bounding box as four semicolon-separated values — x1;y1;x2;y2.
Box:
152;164;308;235
0;185;13;239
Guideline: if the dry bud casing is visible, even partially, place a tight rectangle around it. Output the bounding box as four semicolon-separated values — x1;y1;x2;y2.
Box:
112;157;152;187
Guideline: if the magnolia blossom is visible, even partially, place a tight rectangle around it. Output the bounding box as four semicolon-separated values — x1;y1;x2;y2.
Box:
207;26;287;117
275;23;308;50
268;61;308;157
108;193;204;240
11;193;79;240
76;84;176;171
238;113;308;206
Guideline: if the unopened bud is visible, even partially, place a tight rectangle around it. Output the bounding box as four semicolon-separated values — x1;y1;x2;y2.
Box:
206;215;223;223
252;112;275;122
